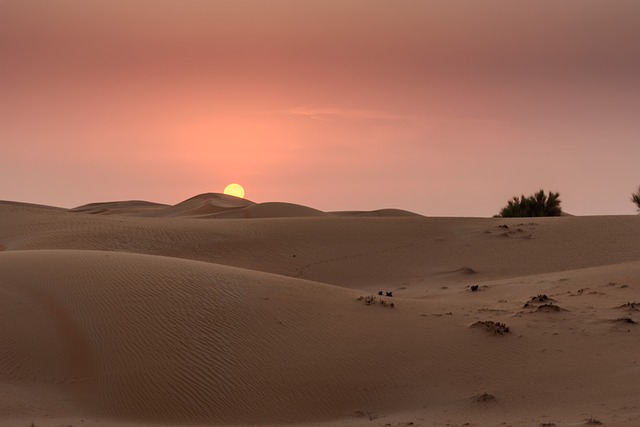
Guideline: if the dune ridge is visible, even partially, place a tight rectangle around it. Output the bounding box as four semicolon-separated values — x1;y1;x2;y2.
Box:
70;193;421;219
1;198;640;426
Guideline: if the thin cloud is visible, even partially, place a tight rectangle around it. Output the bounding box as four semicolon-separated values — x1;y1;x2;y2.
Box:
286;106;509;132
287;107;407;122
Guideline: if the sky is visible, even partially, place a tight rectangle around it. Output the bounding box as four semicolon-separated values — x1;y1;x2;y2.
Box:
2;0;639;216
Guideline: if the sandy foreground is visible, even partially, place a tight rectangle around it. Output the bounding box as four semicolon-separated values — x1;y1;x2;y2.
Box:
1;194;639;427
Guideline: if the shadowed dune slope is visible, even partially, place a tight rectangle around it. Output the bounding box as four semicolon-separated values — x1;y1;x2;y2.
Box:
2;250;640;425
0;249;471;423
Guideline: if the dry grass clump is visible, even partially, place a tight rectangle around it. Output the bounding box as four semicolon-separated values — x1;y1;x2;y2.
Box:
617;301;639;311
357;295;394;308
471;320;510;335
531;294;551;303
523;294;555;307
585;416;603;425
473;392;497;403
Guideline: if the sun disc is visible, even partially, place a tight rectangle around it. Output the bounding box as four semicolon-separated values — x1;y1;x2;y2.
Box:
223;183;245;198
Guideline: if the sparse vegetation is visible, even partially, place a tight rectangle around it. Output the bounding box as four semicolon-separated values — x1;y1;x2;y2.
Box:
471;320;510;335
632;185;640;212
473;392;497;402
357;295;394;308
498;189;562;217
585;416;602;425
523;294;553;307
616;301;639;311
529;294;551;303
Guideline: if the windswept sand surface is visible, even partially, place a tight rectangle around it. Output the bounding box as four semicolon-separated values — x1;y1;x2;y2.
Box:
1;194;639;427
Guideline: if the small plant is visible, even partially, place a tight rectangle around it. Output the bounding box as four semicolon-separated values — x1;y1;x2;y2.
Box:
632;185;640;212
498;189;562;217
473;392;496;402
357;295;377;305
616;301;639;311
585;416;602;425
384;300;395;308
357;295;395;308
524;294;554;307
471;320;510;335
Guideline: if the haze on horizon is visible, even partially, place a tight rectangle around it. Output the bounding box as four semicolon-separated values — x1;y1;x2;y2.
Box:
2;0;639;217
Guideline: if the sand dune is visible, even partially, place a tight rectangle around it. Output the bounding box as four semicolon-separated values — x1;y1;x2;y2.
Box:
1;197;640;426
70;200;170;216
211;201;328;219
71;193;254;218
330;208;421;217
71;193;422;219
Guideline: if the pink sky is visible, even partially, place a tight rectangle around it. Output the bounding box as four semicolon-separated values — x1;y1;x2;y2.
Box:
2;0;639;216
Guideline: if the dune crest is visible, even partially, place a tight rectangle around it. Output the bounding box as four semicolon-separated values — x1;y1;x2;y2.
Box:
70;193;423;219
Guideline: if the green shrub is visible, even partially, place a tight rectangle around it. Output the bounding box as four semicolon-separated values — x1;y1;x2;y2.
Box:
632;186;640;212
498;190;562;217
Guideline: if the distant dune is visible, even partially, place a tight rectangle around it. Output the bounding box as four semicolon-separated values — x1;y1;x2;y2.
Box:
1;195;640;427
71;193;254;218
70;200;170;215
330;208;422;217
71;193;422;219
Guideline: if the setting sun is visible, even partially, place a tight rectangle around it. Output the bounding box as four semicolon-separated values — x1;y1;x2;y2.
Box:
223;183;245;199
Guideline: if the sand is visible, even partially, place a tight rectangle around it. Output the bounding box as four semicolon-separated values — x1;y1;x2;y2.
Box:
1;194;639;427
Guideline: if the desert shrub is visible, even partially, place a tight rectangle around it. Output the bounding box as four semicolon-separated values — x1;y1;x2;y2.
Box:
471;320;510;335
617;301;639;311
474;392;497;403
498;190;562;217
357;295;394;308
632;186;640;212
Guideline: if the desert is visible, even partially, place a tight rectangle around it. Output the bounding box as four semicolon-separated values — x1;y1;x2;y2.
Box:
4;1;640;426
1;194;639;427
